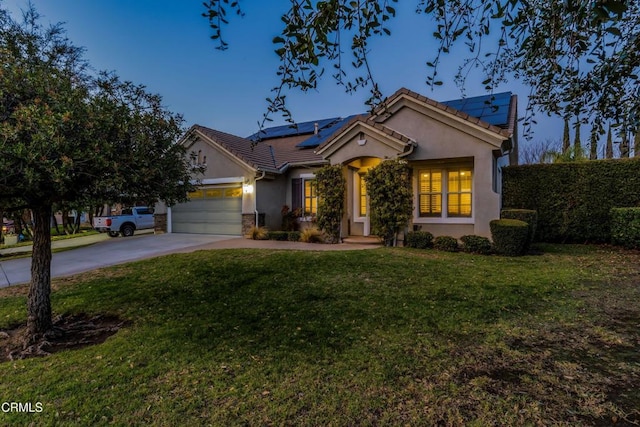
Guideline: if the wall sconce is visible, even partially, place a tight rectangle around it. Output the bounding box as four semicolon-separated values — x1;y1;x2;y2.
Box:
243;183;254;194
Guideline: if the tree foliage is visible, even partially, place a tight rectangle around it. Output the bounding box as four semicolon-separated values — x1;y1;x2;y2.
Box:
0;6;200;339
364;159;412;246
204;1;639;139
315;164;345;244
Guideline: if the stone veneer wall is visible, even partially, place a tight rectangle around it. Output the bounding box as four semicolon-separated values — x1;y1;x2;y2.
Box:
154;213;167;233
242;214;255;236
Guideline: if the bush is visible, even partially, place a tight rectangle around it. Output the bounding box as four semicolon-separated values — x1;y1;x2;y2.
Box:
460;235;492;254
316;165;346;244
501;209;537;249
248;226;268;240
300;227;324;243
433;236;459;252
287;231;301;242
267;231;289;241
503;159;640;242
490;219;529;256
405;231;434;249
610;208;640;249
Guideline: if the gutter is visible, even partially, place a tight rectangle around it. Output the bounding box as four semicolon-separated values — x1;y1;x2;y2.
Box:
397;139;418;159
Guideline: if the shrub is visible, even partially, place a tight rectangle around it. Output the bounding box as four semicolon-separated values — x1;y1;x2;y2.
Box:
460;235;492;254
610;207;640;249
405;231;434;249
287;231;301;242
433;236;459;252
281;205;300;232
501;209;537;249
365;160;413;246
267;231;289;241
248;226;268;240
300;227;324;243
490;219;529;256
503;159;640;242
316;165;346;244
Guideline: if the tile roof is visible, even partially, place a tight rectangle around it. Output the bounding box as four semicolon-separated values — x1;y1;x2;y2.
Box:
192;124;325;173
192;125;279;173
191;88;517;173
379;88;514;138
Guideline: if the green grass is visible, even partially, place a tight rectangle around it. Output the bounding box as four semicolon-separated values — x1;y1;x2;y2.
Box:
1;245;639;426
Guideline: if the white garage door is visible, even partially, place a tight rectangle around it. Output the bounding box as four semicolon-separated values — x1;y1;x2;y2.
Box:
171;185;242;235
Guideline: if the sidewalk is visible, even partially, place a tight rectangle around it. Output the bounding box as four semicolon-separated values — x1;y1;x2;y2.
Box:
0;233;110;256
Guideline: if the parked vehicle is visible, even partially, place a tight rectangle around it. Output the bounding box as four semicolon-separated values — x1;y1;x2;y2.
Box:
93;207;155;237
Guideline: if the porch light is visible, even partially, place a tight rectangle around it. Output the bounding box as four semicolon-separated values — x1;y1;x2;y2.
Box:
243;183;254;194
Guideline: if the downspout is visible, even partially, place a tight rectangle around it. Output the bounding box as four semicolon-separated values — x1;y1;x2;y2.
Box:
398;140;417;159
254;170;266;227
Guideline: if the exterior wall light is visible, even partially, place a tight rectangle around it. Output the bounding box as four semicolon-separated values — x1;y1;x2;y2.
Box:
243;183;254;194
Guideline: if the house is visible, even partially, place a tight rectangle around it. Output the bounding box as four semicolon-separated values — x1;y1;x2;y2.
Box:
156;88;517;239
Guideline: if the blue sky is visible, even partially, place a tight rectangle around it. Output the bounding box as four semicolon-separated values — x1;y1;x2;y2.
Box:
3;0;563;146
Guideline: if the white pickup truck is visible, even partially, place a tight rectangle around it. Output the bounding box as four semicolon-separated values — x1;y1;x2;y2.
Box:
93;207;155;237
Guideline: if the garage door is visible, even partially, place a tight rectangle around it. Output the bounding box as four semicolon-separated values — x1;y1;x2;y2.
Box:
171;184;242;235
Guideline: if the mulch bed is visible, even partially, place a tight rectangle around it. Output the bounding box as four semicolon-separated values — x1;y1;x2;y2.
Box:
0;313;128;363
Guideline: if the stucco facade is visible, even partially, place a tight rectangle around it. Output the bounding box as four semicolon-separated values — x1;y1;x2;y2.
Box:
163;88;517;240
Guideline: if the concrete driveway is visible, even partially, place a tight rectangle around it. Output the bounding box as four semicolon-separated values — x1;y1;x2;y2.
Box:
0;233;237;288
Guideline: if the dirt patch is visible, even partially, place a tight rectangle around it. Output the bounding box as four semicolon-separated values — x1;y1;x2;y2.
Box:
0;313;129;363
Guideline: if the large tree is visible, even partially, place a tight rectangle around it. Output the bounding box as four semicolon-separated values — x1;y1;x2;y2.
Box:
0;6;199;342
204;0;639;138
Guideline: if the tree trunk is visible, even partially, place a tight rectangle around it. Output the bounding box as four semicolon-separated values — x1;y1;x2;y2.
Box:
26;205;53;339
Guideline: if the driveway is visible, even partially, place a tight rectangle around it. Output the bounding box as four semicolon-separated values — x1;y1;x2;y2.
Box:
0;233;237;288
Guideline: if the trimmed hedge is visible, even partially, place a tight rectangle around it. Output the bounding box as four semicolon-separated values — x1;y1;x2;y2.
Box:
405;231;434;249
460;235;492;254
433;236;459;252
610;208;640;249
490;219;529;256
501;209;537;249
503;159;640;242
267;231;289;241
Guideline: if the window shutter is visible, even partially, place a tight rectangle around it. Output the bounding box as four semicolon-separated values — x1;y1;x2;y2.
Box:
291;178;302;212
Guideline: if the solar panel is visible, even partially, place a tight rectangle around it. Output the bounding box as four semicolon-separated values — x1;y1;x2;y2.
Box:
442;92;512;127
296;114;363;148
248;117;340;141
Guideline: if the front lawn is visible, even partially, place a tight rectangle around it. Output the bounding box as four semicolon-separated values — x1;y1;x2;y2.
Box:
1;245;639;425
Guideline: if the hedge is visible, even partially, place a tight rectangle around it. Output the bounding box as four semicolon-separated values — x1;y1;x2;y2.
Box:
610;208;640;249
501;209;537;250
490;219;529;256
405;231;434;249
503;159;640;242
460;235;492;254
433;236;459;252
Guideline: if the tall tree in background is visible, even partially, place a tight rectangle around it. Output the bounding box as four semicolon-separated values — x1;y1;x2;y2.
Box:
562;119;570;154
204;1;639;139
589;132;598;160
619;128;630;158
606;126;614;159
573;119;582;155
634;131;640;157
0;6;200;342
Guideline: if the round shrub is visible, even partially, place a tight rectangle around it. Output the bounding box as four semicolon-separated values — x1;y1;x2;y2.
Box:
460;235;492;254
405;230;434;249
433;236;459;252
490;219;529;256
501;208;537;249
267;231;289;241
287;231;301;242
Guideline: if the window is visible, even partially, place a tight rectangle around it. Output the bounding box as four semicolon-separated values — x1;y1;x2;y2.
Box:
358;173;367;216
418;169;442;217
447;169;472;217
304;179;317;215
